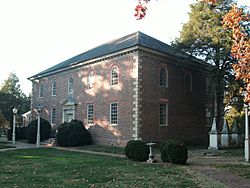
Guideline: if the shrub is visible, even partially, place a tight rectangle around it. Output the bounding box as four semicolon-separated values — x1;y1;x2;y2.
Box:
16;127;28;140
125;140;149;162
69;120;92;146
56;122;69;147
160;140;188;165
160;140;175;162
56;119;92;147
27;118;52;143
7;127;28;140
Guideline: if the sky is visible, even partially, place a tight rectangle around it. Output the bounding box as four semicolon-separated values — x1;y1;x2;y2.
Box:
0;0;249;95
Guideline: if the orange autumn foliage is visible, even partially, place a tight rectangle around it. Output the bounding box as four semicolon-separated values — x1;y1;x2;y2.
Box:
134;0;150;20
202;0;217;4
223;5;250;103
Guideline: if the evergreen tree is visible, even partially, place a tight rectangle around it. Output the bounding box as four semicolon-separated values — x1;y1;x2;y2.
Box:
0;73;30;127
0;110;8;135
1;72;25;98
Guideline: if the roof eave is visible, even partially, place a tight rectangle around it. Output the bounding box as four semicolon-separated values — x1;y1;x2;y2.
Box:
28;45;139;81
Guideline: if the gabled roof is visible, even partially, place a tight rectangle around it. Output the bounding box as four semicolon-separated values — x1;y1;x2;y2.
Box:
28;31;205;80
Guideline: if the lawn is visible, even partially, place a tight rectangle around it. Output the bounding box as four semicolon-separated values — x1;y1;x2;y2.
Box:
76;145;125;155
0;141;15;149
0;148;209;188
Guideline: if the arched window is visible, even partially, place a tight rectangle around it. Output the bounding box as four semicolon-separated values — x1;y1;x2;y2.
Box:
68;78;74;93
160;68;168;87
185;73;192;92
52;81;57;96
111;66;119;86
88;71;94;89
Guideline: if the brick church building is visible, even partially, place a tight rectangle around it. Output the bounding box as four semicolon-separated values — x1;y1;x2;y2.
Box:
28;31;214;146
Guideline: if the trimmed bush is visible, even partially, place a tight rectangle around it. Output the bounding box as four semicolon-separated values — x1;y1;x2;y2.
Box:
125;140;149;162
56;122;69;147
160;140;175;162
27;118;52;143
160;140;188;165
56;119;92;147
7;127;28;140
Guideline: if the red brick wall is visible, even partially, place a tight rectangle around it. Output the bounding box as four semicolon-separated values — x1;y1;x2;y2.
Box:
31;48;213;146
31;51;137;146
140;51;211;145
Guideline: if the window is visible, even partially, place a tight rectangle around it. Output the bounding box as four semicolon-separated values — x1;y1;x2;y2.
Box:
111;66;119;86
88;71;94;89
160;68;168;87
110;102;118;125
63;109;74;123
87;104;94;124
185;73;192;92
68;78;74;93
160;103;168;126
206;77;211;95
39;84;44;98
52;81;57;96
205;108;211;126
51;108;56;124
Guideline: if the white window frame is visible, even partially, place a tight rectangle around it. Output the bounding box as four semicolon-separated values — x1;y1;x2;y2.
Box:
51;108;56;125
52;81;57;96
62;107;75;123
39;84;43;98
110;66;119;86
87;104;94;125
110;102;118;126
160;103;168;126
160;67;168;88
68;78;74;94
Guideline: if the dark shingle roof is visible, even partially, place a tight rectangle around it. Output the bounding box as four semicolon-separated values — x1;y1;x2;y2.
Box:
28;31;202;79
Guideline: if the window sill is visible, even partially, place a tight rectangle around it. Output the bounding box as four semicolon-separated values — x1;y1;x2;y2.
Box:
110;85;119;88
160;124;168;127
160;85;168;88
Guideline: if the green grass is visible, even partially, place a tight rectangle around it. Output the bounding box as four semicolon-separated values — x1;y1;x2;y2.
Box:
216;163;250;179
0;148;209;188
0;141;15;149
76;145;125;155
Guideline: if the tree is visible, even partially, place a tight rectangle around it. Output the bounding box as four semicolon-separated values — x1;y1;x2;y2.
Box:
174;0;238;128
134;0;250;104
0;92;19;126
222;4;250;103
1;72;25;98
0;110;8;135
0;73;30;127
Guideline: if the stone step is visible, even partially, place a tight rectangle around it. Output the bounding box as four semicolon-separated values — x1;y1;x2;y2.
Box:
41;138;56;146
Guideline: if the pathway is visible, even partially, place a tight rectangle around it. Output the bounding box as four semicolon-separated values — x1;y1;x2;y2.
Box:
188;150;250;188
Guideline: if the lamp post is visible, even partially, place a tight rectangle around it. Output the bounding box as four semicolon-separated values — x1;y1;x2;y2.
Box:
36;105;42;147
245;104;249;162
12;107;18;144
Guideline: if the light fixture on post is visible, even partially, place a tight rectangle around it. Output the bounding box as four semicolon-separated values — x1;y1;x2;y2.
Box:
12;107;18;145
243;91;250;162
36;105;42;147
244;103;249;162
